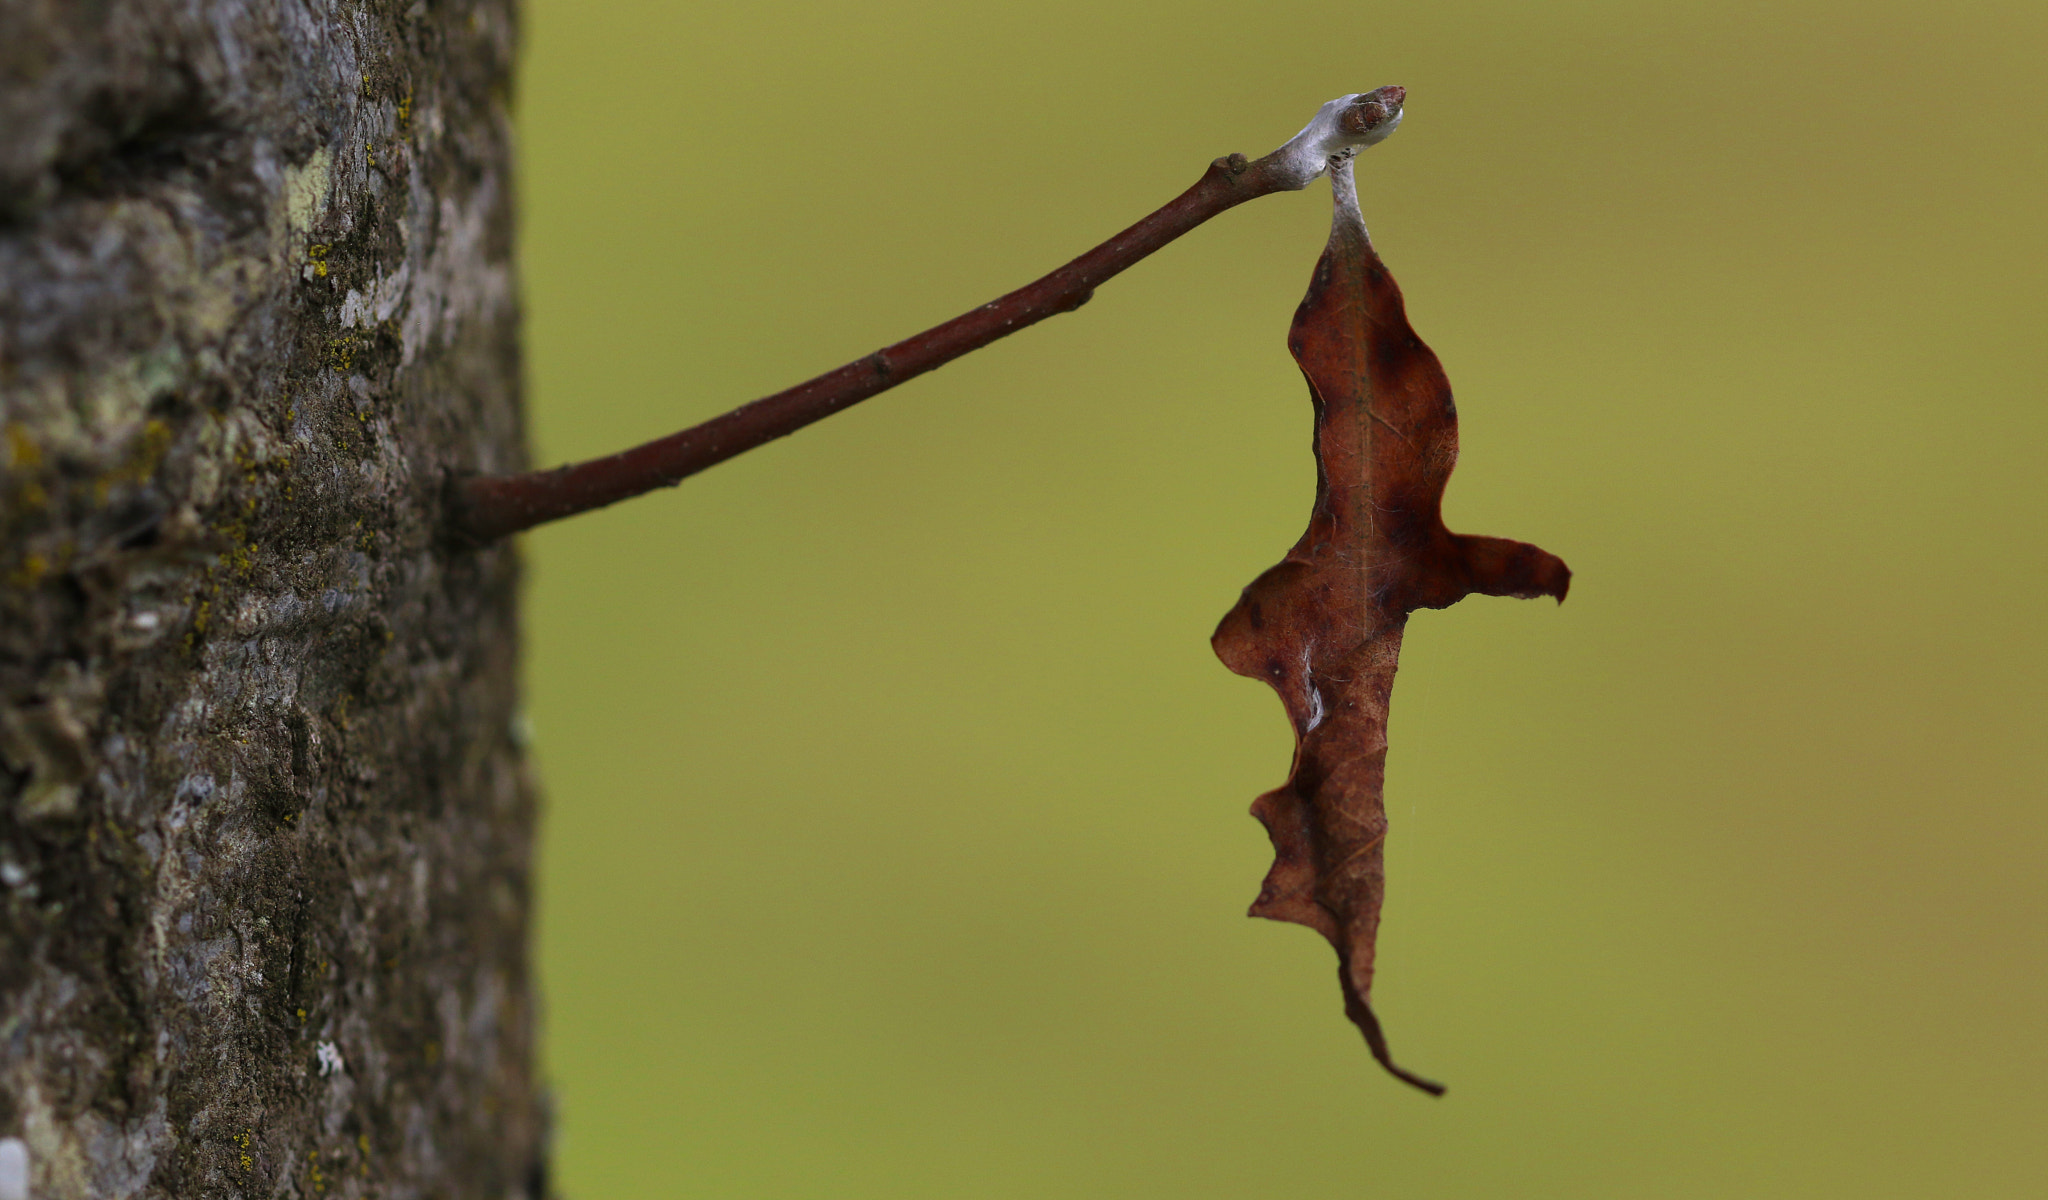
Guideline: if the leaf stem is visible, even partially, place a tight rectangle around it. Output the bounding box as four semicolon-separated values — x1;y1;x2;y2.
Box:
450;88;1406;543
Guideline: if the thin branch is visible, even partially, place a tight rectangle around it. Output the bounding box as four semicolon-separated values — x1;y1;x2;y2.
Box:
450;87;1407;544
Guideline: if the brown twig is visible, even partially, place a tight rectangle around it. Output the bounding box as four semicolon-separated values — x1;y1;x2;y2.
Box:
450;87;1407;544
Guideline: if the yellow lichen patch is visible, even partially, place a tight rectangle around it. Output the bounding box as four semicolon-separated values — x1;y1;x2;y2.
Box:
9;479;48;512
9;541;70;590
4;424;48;517
7;552;49;589
5;425;40;469
91;418;175;503
134;419;172;472
327;335;357;371
308;243;330;278
210;504;257;577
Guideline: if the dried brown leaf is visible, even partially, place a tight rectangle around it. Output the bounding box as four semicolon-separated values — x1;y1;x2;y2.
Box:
1213;162;1569;1095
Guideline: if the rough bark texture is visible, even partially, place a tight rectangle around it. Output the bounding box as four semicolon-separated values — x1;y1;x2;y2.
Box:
0;1;545;1196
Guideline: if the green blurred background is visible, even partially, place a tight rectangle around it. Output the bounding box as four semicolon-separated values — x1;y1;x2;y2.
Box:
515;1;2047;1195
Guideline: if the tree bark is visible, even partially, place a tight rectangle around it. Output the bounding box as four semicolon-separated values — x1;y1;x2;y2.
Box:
0;1;545;1196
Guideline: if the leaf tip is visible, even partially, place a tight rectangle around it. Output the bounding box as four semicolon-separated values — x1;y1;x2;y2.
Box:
1344;978;1447;1096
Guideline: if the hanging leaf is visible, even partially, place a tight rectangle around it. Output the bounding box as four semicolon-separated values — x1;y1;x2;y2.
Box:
1213;159;1569;1095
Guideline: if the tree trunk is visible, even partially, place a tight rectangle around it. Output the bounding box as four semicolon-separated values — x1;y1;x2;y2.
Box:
0;1;545;1195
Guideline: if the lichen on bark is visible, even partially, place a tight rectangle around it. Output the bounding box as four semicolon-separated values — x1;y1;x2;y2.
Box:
0;1;546;1195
